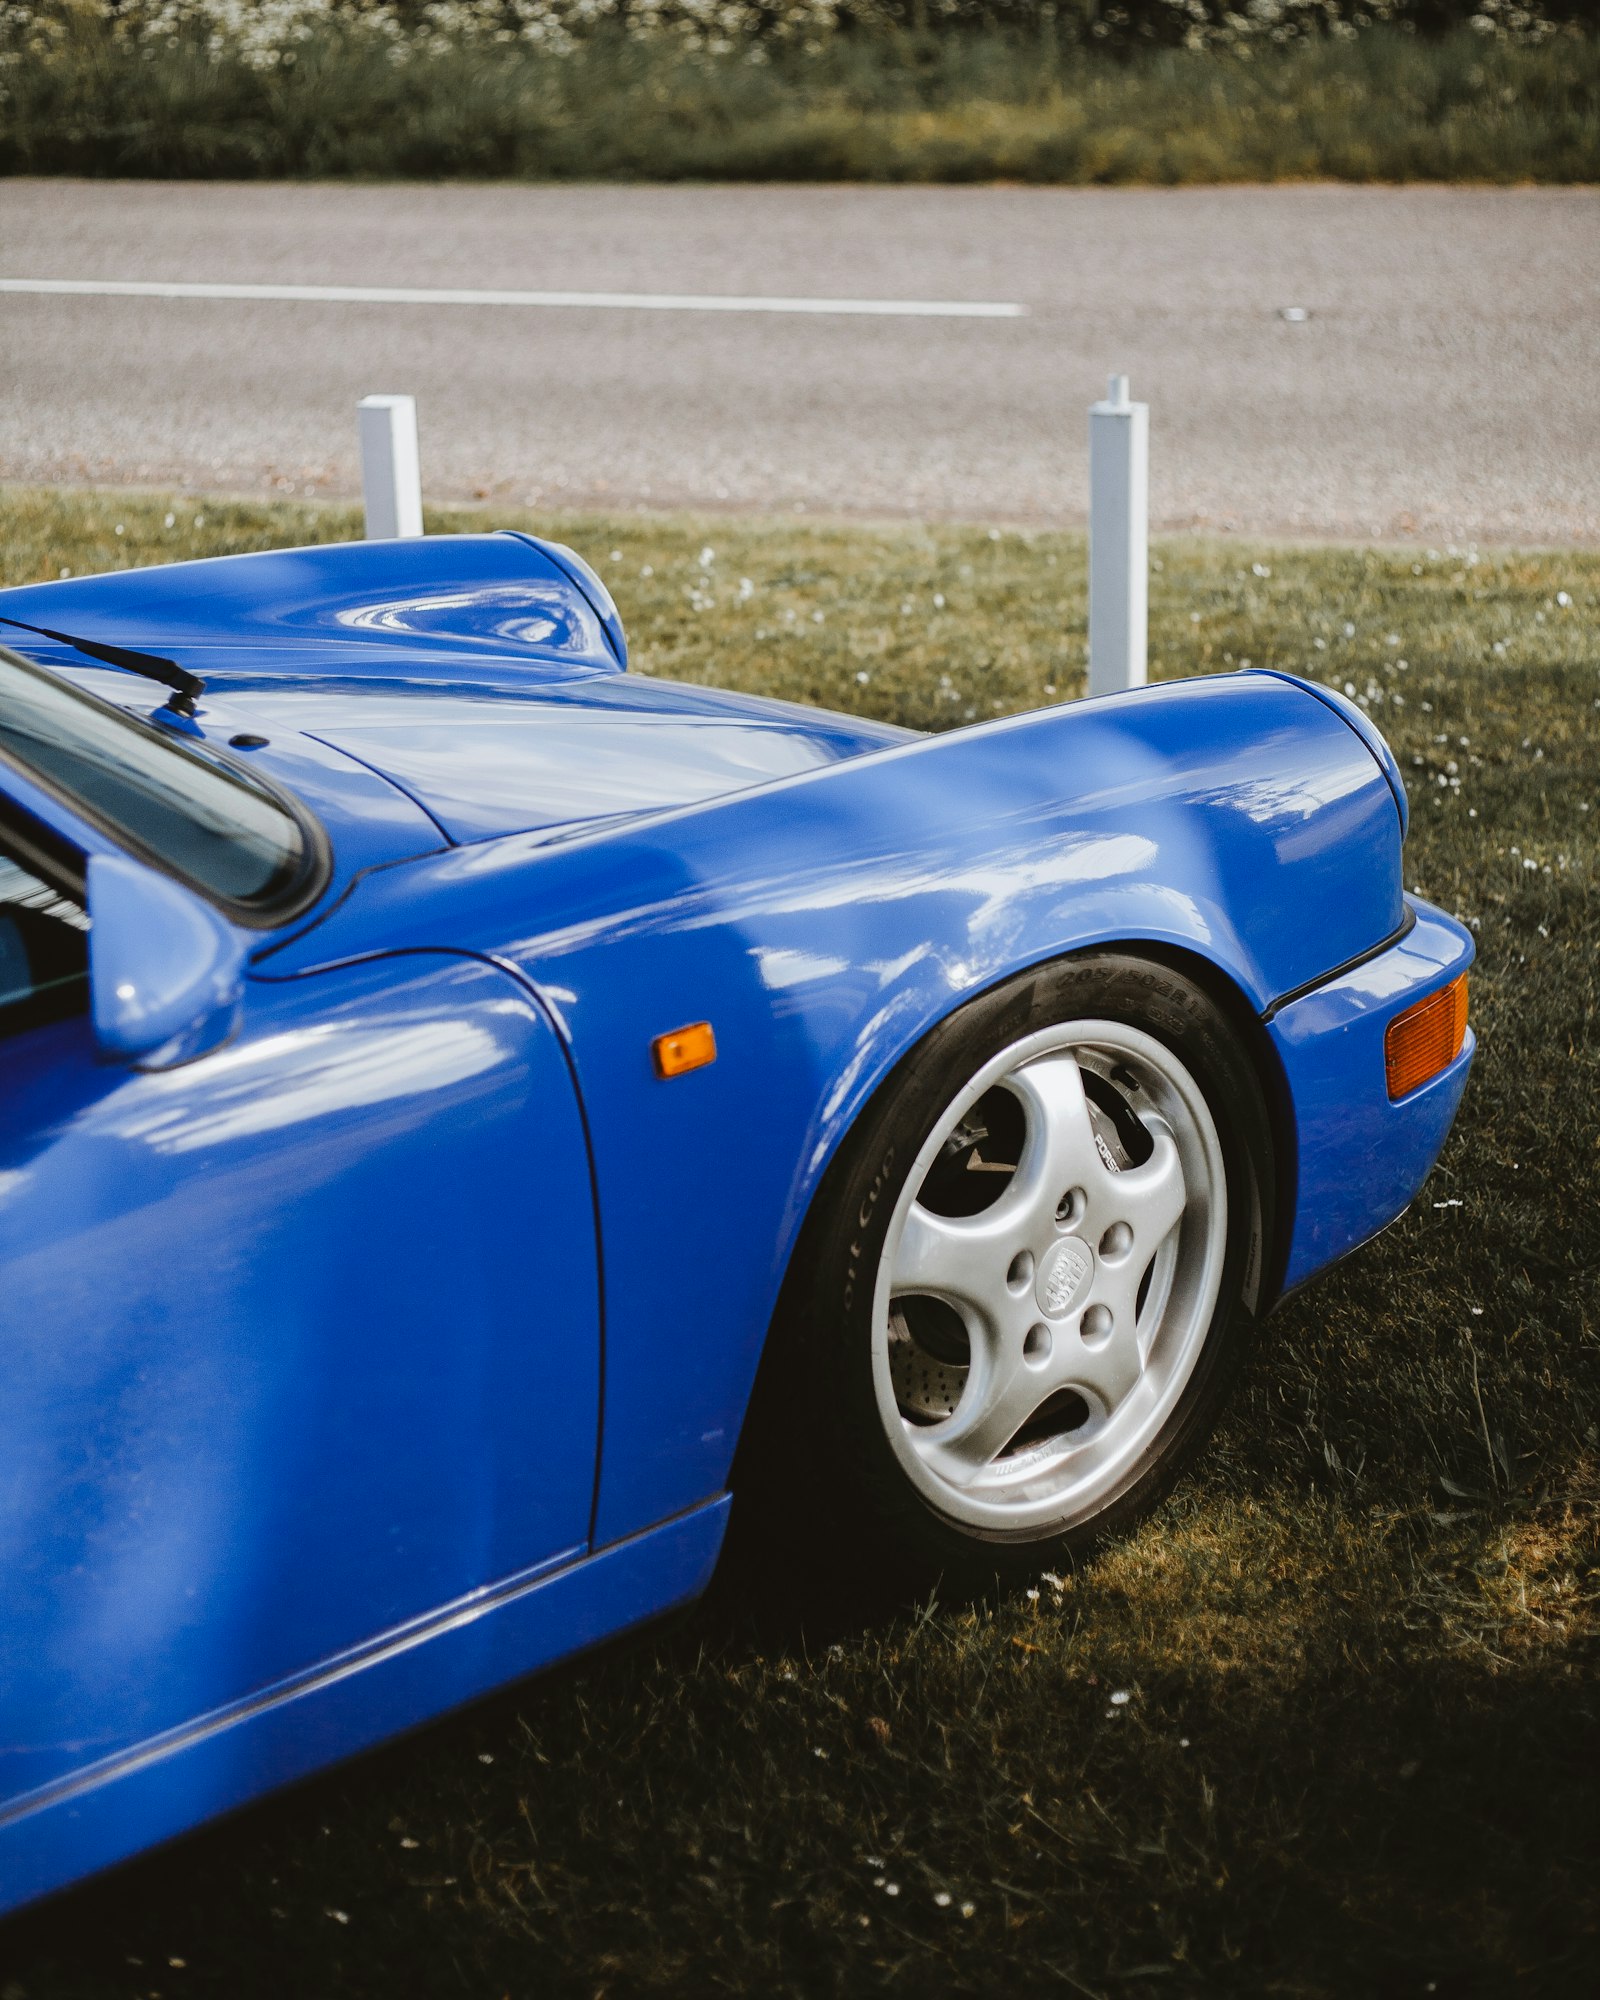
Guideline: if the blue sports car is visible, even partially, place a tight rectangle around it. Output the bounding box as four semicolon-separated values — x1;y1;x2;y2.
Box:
0;532;1472;1913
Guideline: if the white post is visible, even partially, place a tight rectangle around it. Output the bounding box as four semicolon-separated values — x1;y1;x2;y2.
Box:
1087;373;1148;697
357;394;423;540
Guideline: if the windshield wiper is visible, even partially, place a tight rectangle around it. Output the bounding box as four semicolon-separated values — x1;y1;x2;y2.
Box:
0;614;205;718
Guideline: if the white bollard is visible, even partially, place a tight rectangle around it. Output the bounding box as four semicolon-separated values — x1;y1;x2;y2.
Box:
1087;373;1149;697
357;394;423;540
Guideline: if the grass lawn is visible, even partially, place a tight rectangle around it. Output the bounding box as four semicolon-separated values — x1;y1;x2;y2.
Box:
4;23;1596;185
2;487;1597;1996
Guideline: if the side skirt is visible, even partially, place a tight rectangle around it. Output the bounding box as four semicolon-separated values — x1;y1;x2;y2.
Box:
0;1497;730;1918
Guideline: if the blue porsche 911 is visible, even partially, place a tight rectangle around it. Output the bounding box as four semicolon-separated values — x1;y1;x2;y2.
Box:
0;531;1471;1913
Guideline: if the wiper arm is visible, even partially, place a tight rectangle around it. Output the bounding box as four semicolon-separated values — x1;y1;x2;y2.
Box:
0;614;205;718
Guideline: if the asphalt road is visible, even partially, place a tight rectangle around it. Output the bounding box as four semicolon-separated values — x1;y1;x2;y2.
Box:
2;180;1596;544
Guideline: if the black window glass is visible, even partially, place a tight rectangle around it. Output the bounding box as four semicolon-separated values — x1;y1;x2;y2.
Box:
0;650;310;911
0;848;88;1038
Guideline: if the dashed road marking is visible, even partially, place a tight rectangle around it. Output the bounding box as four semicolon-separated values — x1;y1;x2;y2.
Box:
0;277;1027;320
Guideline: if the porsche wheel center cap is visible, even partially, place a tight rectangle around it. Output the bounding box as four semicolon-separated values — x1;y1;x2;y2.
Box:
1037;1237;1095;1319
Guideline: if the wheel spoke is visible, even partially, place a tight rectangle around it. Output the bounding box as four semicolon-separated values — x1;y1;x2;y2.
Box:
892;1201;1000;1323
1066;1316;1145;1412
917;1348;1048;1482
1004;1054;1103;1235
1113;1130;1187;1256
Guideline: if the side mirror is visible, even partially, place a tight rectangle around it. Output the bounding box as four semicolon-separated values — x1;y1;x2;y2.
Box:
88;853;247;1065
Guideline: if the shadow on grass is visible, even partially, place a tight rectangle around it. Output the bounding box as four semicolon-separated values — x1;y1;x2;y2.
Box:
6;1463;1596;1998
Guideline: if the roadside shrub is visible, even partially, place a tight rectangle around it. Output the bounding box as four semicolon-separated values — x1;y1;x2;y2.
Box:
2;3;1595;178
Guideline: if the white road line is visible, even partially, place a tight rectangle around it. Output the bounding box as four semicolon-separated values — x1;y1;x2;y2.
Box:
0;276;1026;320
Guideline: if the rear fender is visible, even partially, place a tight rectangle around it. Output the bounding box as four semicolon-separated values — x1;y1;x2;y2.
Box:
259;671;1400;1543
0;534;622;686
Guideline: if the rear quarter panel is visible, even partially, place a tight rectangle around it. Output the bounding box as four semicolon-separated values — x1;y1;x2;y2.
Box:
262;673;1403;1544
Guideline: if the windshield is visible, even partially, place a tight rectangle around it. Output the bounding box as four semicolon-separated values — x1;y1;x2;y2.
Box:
0;648;320;917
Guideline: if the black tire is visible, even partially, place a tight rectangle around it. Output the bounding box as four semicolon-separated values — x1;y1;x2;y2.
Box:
740;951;1273;1597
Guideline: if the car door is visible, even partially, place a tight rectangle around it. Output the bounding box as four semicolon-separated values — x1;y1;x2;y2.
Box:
0;821;601;1813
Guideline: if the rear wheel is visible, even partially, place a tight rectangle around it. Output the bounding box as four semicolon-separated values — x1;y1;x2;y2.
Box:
760;953;1271;1591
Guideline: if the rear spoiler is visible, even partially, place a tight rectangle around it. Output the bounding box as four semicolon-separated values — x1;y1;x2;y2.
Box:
0;533;624;687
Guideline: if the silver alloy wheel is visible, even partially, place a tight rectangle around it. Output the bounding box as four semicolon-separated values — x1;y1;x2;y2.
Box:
869;1018;1229;1538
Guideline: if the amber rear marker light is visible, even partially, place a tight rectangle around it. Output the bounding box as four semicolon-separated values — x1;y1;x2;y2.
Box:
653;1021;717;1079
1385;974;1468;1101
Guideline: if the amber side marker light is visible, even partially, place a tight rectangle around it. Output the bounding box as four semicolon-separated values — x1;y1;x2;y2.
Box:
653;1020;717;1079
1385;974;1468;1101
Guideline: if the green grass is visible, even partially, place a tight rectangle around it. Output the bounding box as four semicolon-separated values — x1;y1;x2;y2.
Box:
2;485;1598;1996
4;24;1597;183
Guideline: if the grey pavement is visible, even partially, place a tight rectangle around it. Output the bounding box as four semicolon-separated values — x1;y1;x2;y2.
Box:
1;180;1596;544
